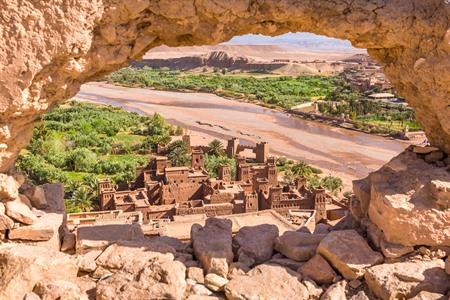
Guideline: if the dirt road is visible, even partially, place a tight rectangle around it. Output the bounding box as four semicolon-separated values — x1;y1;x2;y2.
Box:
77;82;409;189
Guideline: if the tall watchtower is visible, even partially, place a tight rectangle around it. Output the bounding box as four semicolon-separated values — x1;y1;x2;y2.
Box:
218;164;231;182
314;187;328;223
226;138;239;158
191;149;205;170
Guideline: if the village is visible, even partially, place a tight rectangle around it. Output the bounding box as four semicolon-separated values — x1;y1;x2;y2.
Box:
65;136;347;242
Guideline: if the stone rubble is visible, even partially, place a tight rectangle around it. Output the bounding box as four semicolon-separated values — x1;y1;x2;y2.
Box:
274;230;326;261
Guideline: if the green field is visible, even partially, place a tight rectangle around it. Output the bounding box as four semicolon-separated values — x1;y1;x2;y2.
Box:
107;67;342;109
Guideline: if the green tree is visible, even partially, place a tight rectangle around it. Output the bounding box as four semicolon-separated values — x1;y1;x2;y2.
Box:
321;176;343;194
208;139;224;156
65;148;97;172
167;140;190;167
69;186;95;212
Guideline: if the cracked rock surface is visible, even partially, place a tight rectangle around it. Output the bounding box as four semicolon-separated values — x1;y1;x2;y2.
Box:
1;0;450;173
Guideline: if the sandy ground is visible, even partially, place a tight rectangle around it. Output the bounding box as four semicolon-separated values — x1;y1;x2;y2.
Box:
76;82;409;190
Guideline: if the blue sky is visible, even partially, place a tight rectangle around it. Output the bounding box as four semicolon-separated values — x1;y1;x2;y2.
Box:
225;32;355;50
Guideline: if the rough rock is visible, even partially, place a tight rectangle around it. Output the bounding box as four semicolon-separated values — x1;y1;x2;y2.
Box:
204;273;228;292
303;279;324;300
34;280;87;300
0;244;78;300
96;257;186;300
317;230;383;280
76;223;145;254
409;291;447;300
191;218;233;277
225;264;309;300
23;186;48;209
424;151;445;163
150;235;188;252
187;266;205;284
364;259;449;300
321;281;347;300
227;262;250;280
268;257;304;271
0;174;19;200
18;194;32;208
61;231;76;252
41;183;65;213
5;199;37;225
8;213;62;241
446;256;450;275
380;238;414;258
188;295;224;300
366;151;450;246
314;223;331;234
298;254;337;284
233;224;278;266
191;284;213;296
23;292;41;300
350;290;370;300
0;210;14;230
413;146;440;155
274;231;326;261
76;250;102;273
352;177;371;215
95;240;175;270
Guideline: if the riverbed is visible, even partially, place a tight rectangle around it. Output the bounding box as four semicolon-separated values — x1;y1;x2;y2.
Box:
76;82;409;189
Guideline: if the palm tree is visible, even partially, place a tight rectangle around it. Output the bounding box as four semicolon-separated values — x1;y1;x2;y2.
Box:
71;186;94;212
208;139;224;156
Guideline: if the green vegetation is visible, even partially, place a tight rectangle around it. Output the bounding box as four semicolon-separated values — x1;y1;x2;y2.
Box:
204;139;236;178
317;99;420;134
107;67;340;109
17;101;181;213
108;67;420;135
277;157;343;195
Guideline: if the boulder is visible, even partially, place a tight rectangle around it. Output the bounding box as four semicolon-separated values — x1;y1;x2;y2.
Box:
424;151;444;163
225;264;309;300
33;280;87;300
349;290;370;300
5;199;37;224
380;238;414;258
187;266;205;284
365;259;449;300
320;281;347;300
76;223;145;254
8;213;62;241
352;177;371;215
191;218;233;277
314;223;331;234
0;210;14;230
269;257;304;271
149;235;188;252
96;257;186;300
367;151;450;246
0;244;78;300
446;256;450;275
409;291;447;300
303;279;324;300
233;224;278;266
18;194;32;208
0;174;19;200
23;292;41;300
191;284;213;296
413;146;440;155
41;183;65;213
298;254;337;284
96;239;175;270
274;231;326;261
76;250;102;273
23;186;48;209
227;262;250;280
61;231;76;252
204;273;228;292
317;230;383;280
